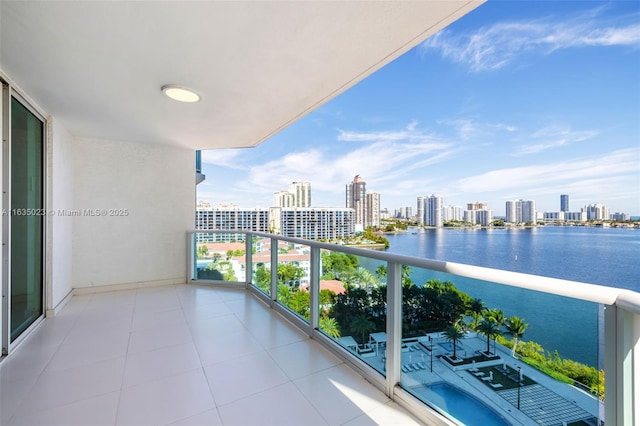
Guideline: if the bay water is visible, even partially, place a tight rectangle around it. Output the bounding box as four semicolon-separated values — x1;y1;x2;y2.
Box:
362;226;639;366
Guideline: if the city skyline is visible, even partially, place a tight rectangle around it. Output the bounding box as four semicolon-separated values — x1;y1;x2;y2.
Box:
197;1;640;215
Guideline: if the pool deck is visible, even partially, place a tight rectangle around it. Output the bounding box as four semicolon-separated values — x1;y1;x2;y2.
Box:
363;333;600;426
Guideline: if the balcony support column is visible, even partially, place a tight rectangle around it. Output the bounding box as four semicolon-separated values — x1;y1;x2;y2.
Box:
605;304;640;426
270;238;278;306
244;234;252;289
187;232;195;283
309;246;320;331
385;261;402;397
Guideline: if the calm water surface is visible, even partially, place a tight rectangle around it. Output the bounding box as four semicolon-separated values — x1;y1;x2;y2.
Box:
364;226;639;366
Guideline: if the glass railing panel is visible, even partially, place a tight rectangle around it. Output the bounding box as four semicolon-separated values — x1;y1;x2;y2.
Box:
250;236;272;296
275;241;311;324
194;232;246;283
397;265;603;426
318;249;387;376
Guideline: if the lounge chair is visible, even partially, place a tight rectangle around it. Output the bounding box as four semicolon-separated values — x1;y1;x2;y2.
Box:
473;371;485;377
491;383;504;389
481;376;493;381
418;362;427;369
401;365;409;373
412;363;422;370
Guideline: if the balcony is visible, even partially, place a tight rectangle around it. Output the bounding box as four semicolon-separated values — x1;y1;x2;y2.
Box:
188;230;637;425
0;284;421;425
1;230;637;425
0;2;637;425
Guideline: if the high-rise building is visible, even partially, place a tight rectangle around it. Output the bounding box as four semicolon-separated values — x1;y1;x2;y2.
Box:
561;194;569;212
270;207;355;240
565;211;587;221
196;206;270;242
585;203;610;220
467;201;488;211
346;175;368;229
274;181;311;208
506;199;536;223
463;207;493;225
422;194;443;227
416;195;444;227
290;181;311;207
366;192;381;227
416;196;426;225
610;212;630;221
273;190;295;208
464;201;491;225
443;205;463;222
394;206;413;219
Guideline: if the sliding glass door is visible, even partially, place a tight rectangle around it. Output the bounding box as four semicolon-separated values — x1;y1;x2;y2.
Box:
5;94;45;343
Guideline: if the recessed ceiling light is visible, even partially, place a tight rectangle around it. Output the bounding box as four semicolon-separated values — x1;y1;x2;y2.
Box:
161;85;201;103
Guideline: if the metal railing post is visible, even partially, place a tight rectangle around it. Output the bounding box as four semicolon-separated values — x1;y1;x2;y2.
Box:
270;237;278;304
245;233;252;289
386;261;402;397
309;246;320;331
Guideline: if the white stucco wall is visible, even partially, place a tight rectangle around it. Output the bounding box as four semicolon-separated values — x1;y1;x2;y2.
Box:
47;117;74;310
71;138;194;288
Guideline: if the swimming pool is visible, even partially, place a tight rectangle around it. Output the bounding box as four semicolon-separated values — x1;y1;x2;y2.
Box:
410;382;510;426
438;341;464;352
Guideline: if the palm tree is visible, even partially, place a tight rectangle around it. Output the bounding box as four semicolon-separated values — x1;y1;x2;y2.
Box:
443;323;465;359
476;318;501;354
485;308;506;328
483;308;505;353
375;264;387;280
350;314;375;346
319;317;341;339
505;316;529;358
348;267;378;289
468;298;484;330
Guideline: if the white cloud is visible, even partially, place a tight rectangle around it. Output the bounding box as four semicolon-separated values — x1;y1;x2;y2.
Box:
229;132;456;207
337;121;436;143
514;126;599;155
438;118;517;141
457;148;639;194
421;8;640;72
200;149;246;169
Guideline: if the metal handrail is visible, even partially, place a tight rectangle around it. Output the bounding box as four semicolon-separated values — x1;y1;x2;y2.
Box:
188;229;636;309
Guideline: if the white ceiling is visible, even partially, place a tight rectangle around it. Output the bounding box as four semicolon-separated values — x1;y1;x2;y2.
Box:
0;1;483;150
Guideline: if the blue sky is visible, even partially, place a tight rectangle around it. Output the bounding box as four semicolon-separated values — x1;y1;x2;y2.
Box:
198;1;640;216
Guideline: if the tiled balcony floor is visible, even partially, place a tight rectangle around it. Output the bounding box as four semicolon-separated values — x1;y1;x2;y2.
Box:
0;284;422;425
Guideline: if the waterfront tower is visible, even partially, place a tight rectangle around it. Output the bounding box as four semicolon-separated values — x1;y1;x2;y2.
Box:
346;175;368;229
561;194;569;212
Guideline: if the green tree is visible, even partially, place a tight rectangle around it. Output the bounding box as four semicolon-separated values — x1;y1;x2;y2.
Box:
287;290;310;319
505;316;529;358
443;323;465;359
196;245;209;258
321;251;359;279
319;317;341;338
375;264;387;280
319;289;337;316
477;318;501;354
350;314;375;345
254;264;271;293
347;267;378;289
277;263;305;288
220;262;237;281
468;298;485;330
485;308;506;328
